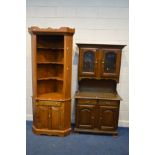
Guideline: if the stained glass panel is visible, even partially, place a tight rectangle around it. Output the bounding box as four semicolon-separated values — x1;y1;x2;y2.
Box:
104;52;116;73
83;51;95;73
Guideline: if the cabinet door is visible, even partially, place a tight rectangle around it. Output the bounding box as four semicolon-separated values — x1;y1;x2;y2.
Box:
49;106;63;130
98;105;119;131
79;48;98;77
76;104;95;129
34;105;49;129
100;49;121;77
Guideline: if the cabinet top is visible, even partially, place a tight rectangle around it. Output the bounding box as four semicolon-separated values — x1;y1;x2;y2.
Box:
28;26;75;35
76;43;126;49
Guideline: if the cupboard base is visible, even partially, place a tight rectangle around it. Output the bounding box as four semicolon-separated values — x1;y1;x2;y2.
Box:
74;128;118;136
32;125;71;137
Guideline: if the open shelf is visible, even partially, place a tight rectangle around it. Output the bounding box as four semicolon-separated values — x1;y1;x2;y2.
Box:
37;48;64;64
36;34;65;100
37;64;63;80
37;47;64;50
37;80;63;99
37;92;63;100
37;35;64;49
79;79;116;92
37;77;63;81
37;62;64;65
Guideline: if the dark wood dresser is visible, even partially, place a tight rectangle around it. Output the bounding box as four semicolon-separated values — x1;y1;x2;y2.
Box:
75;43;125;135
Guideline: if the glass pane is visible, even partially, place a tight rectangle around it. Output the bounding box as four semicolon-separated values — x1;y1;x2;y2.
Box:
83;51;95;73
104;52;116;73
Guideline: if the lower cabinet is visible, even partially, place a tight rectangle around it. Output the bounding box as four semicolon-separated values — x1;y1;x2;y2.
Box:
76;104;95;129
32;100;71;136
75;99;120;135
34;105;63;130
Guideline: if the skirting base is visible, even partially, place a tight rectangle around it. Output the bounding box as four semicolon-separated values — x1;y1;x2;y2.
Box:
32;125;71;137
74;128;118;136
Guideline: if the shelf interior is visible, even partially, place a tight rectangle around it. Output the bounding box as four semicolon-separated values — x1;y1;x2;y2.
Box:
37;92;63;100
79;79;116;93
37;48;64;64
37;64;63;80
36;35;65;99
37;35;64;49
37;80;63;99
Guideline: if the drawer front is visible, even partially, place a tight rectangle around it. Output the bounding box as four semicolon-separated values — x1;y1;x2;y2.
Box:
98;100;119;106
77;99;97;105
34;101;62;106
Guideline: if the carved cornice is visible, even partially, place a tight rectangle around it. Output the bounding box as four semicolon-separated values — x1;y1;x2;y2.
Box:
28;26;75;34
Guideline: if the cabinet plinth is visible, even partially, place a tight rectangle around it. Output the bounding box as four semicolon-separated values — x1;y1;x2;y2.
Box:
75;43;125;135
29;26;74;136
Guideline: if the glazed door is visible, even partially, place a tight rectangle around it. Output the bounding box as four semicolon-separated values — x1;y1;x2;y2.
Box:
98;105;119;131
76;104;95;129
100;49;121;77
34;105;49;129
79;48;98;77
49;106;63;130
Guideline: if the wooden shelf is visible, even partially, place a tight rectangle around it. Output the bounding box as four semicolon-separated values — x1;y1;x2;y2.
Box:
37;77;63;81
75;91;121;100
37;92;63;100
37;47;64;50
37;62;64;65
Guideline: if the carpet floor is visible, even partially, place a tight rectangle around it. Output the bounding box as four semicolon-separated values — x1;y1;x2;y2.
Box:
26;121;129;155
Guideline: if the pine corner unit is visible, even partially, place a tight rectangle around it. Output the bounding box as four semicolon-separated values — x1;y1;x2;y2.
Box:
75;43;126;135
28;26;75;136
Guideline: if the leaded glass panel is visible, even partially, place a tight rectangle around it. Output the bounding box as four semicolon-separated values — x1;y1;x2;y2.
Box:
83;51;95;73
104;52;116;73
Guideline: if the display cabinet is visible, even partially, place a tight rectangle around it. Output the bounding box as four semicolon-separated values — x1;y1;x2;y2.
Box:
29;26;75;136
78;44;124;82
75;44;125;135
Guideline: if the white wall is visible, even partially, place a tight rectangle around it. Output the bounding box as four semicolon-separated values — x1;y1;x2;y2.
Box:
26;0;129;127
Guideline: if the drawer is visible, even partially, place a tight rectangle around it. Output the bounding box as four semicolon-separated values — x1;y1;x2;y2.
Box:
34;101;62;106
77;99;97;105
98;100;119;106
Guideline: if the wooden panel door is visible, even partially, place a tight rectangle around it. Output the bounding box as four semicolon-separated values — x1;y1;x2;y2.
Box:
76;104;95;129
98;105;119;131
79;48;98;77
100;49;121;77
34;105;49;129
49;106;63;130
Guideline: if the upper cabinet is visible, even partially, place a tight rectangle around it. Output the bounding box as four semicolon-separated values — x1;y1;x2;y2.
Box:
77;44;125;82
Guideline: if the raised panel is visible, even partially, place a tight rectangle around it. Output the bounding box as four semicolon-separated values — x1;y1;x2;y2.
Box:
99;106;119;131
34;105;49;129
77;104;95;129
49;106;63;130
